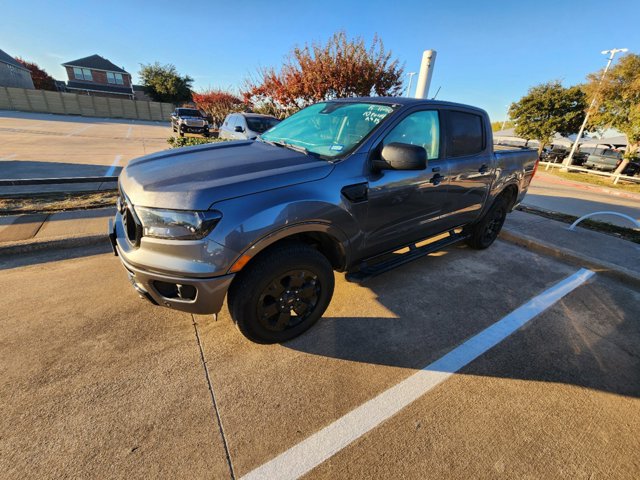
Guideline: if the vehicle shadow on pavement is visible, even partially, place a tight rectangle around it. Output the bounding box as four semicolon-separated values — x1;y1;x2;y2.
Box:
284;244;640;399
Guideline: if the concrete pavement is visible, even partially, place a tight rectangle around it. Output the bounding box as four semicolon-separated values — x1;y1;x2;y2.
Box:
1;231;638;478
526;171;640;229
0;111;170;194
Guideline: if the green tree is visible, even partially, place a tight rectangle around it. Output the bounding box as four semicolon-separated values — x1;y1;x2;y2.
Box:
138;62;193;103
509;81;586;154
583;53;640;174
244;31;404;115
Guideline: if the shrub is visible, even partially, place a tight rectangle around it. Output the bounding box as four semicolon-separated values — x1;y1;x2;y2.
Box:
166;136;228;148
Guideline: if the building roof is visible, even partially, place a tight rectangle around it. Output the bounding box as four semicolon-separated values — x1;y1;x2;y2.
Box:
0;48;30;72
66;81;133;95
62;54;129;74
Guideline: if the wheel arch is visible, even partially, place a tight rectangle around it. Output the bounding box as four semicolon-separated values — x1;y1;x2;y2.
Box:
226;223;350;276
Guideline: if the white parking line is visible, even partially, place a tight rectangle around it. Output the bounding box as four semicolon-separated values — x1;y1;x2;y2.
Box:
105;155;123;177
0;153;18;160
65;124;94;137
242;268;595;480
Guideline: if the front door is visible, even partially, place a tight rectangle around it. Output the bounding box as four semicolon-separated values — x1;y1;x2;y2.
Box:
363;109;453;256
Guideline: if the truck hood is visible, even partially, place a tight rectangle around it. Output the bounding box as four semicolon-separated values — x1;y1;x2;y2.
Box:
119;140;334;210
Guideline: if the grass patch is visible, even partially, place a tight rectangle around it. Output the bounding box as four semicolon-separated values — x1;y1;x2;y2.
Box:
539;167;640;194
0;190;117;215
517;205;640;244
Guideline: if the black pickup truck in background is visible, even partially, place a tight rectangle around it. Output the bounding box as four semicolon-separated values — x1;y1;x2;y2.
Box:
112;98;539;343
170;108;211;137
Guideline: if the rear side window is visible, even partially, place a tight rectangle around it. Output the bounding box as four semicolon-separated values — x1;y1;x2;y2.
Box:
447;111;484;157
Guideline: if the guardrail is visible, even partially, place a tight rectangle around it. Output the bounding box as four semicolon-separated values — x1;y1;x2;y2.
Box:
0;176;118;187
540;161;640;185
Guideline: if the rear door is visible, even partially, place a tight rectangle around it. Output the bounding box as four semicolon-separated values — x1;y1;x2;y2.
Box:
442;109;495;227
363;108;453;255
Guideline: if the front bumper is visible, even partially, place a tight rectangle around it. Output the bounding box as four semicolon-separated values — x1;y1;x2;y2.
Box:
109;219;234;315
180;124;209;134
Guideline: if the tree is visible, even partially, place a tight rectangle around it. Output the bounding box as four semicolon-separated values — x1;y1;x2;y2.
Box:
244;31;404;115
583;53;640;174
508;81;586;154
15;58;56;91
192;89;245;128
138;62;193;103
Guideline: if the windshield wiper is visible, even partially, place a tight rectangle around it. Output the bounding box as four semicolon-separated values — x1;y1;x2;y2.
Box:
258;137;331;161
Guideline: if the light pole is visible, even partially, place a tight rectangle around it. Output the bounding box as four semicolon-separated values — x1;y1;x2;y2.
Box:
405;72;417;97
501;105;510;131
562;48;628;166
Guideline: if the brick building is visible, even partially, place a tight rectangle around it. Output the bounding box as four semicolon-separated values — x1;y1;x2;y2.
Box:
62;54;134;99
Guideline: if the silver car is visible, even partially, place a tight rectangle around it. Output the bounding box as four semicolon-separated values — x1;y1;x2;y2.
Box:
218;113;280;140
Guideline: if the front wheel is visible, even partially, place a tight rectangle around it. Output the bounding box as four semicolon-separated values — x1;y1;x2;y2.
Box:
227;242;335;344
464;196;508;249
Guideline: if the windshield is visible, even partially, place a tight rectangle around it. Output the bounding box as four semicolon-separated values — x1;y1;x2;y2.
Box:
260;102;396;158
246;117;280;133
177;109;202;117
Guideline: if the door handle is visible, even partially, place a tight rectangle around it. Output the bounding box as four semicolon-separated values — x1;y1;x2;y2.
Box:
479;164;489;174
429;173;444;186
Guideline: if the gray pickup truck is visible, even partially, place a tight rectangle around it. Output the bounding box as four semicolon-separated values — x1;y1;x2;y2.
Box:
109;98;538;343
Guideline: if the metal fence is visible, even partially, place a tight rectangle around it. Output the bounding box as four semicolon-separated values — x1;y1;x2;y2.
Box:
0;86;173;121
540;161;640;185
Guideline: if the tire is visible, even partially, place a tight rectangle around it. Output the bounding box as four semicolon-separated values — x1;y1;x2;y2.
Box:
227;242;335;344
464;196;508;250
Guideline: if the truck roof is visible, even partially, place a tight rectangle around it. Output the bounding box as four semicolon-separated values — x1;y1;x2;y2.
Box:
330;96;487;113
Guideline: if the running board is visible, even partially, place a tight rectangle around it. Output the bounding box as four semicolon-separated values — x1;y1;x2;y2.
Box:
346;231;469;283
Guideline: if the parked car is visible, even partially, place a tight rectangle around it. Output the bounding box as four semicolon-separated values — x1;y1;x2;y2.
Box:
171;108;210;137
541;147;569;163
583;148;625;172
622;158;640;176
219;113;280;140
110;98;538;343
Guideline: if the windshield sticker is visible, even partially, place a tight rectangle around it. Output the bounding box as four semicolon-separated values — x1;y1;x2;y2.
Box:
330;144;344;151
362;105;392;124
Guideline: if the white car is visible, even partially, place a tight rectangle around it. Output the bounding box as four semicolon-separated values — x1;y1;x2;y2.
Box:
219;113;280;140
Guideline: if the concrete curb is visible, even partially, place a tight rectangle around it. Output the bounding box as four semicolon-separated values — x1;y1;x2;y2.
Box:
0;234;109;257
500;228;640;289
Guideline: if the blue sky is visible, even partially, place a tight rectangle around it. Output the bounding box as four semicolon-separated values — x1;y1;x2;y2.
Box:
2;0;638;120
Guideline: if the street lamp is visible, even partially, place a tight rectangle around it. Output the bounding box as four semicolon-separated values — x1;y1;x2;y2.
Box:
405;72;417;97
562;48;628;166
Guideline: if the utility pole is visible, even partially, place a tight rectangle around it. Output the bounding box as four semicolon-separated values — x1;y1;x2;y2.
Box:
415;50;437;99
562;48;628;166
501;105;510;131
405;72;417;97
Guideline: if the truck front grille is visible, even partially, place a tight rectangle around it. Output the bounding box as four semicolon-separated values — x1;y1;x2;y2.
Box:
118;191;142;247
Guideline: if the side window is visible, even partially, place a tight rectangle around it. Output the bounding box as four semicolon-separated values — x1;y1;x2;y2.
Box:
382;110;440;159
447;111;484;157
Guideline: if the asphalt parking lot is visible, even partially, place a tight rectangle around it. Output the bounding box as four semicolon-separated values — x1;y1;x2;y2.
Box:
1;238;638;479
0;110;170;180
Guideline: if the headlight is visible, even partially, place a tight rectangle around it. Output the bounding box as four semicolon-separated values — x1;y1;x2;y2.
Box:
135;207;222;240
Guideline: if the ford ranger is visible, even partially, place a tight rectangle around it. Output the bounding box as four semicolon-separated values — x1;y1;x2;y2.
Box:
109;98;539;343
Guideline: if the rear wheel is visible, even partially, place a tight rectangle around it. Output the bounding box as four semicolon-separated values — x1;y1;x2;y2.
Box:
228;242;335;344
464;196;508;249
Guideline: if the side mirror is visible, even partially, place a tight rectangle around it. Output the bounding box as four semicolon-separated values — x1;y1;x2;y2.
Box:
373;143;427;171
234;126;245;133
